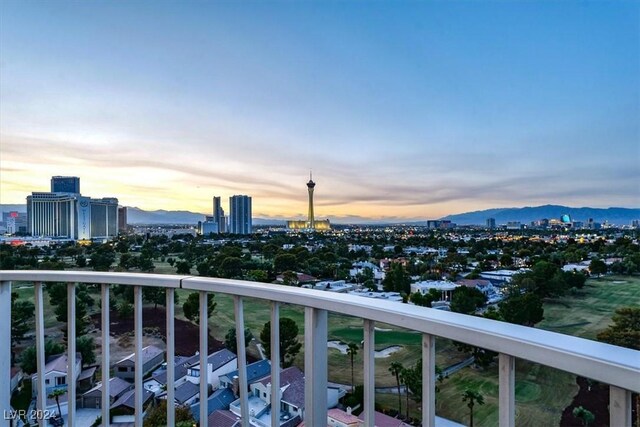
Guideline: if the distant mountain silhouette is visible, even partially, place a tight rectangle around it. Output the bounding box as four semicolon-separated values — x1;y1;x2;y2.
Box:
126;207;288;225
2;203;638;226
439;205;640;226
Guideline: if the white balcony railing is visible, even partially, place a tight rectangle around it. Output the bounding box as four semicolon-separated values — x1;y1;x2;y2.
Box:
0;270;638;427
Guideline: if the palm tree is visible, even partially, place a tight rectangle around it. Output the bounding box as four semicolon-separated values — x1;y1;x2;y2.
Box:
48;388;67;419
346;343;358;391
388;362;403;416
399;367;411;420
461;389;485;427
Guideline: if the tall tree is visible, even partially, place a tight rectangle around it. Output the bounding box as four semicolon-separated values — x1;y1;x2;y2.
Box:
346;343;358;391
450;287;487;314
589;258;607;277
224;327;253;354
462;389;485;427
76;336;96;366
383;263;411;294
597;307;640;351
182;292;216;323
11;292;35;345
260;318;302;368
499;292;544;327
20;341;65;375
388;361;404;416
399;367;411;420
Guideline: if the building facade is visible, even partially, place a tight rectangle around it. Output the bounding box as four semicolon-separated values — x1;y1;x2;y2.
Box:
118;206;128;233
27;192;79;239
213;196;226;233
229;195;252;235
27;177;119;241
51;176;80;193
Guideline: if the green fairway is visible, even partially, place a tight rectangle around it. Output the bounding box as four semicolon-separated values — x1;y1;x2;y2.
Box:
537;275;640;340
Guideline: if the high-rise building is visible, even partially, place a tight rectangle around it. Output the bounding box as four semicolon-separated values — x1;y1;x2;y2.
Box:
2;211;27;234
486;218;496;229
27;177;118;241
213;196;226;233
90;198;119;239
229;195;252;235
27;192;79;239
51;176;80;193
118;206;128;233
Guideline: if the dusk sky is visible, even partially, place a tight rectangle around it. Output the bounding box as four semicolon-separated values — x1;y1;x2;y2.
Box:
1;1;638;221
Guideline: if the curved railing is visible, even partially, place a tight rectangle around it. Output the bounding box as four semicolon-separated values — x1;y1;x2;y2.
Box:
0;271;638;427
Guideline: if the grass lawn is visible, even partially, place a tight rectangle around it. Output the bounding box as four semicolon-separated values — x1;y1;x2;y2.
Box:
537;275;640;340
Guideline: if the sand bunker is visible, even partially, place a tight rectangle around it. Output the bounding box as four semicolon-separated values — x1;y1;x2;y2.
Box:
328;341;403;358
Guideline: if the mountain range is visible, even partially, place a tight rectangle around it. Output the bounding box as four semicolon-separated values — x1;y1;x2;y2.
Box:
1;204;638;226
439;205;640;226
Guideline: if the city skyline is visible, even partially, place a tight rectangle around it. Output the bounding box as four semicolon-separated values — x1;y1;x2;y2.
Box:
1;1;638;221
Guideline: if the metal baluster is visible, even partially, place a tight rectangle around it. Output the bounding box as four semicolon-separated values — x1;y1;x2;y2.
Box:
0;280;11;427
363;319;375;427
166;288;176;426
499;353;515;427
422;334;436;427
270;302;280;427
304;307;328;426
101;284;110;426
610;385;632;427
234;296;249;427
199;291;208;427
134;286;143;427
67;283;77;427
35;282;46;427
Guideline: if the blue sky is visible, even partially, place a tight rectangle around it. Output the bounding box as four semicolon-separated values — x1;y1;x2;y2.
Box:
1;1;638;220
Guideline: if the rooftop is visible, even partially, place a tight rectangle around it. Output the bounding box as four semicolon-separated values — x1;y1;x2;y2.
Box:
115;345;163;365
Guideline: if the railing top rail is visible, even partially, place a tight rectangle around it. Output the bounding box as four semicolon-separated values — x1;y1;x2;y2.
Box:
2;270;639;392
0;270;187;288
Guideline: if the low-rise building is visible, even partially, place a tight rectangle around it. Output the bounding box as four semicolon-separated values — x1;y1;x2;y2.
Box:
114;345;164;381
157;380;200;406
186;349;237;389
190;387;237;424
143;353;199;394
31;353;82;398
219;359;272;393
81;377;133;409
110;388;154;424
229;366;345;426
